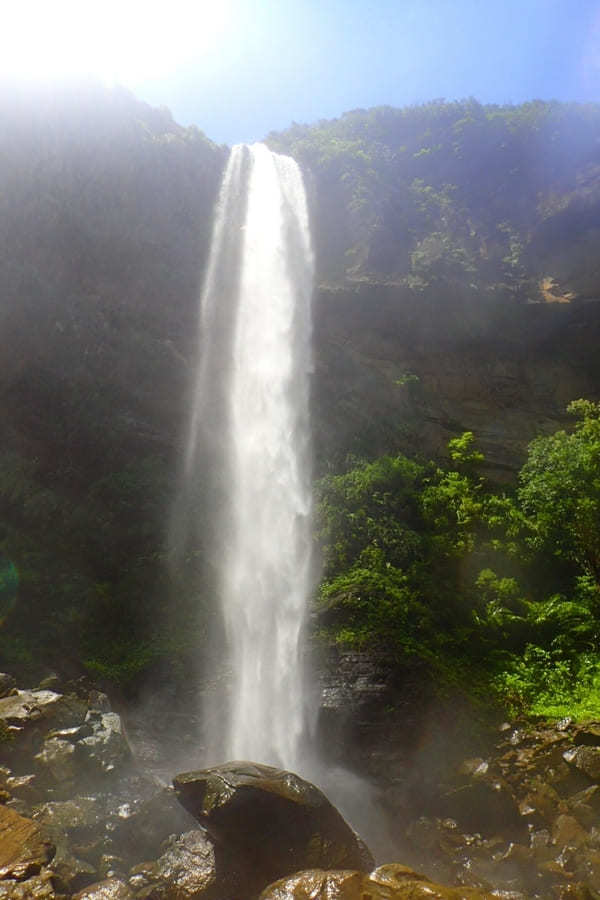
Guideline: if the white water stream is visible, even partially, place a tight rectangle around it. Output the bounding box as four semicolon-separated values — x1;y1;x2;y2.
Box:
185;143;314;768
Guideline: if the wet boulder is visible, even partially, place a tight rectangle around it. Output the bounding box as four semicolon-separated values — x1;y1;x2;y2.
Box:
75;711;130;777
438;777;523;838
518;777;564;826
109;786;199;868
34;737;78;791
571;746;600;782
73;878;133;899
48;851;98;896
551;813;589;850
34;809;98;892
258;870;363;899
127;830;220;899
258;865;495;899
566;784;600;828
0;805;54;880
0;872;56;899
369;863;495;898
0;690;88;762
33;796;105;852
0;690;87;732
28;707;130;798
173;762;374;897
33;796;112;892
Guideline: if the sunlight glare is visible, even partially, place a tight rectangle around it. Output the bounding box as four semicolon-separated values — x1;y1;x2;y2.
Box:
0;0;232;85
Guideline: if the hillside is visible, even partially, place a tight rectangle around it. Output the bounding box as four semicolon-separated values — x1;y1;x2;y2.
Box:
268;100;600;470
0;82;225;677
1;87;600;688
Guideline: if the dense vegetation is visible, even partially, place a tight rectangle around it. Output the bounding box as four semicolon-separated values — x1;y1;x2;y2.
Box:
316;400;600;718
268;99;600;296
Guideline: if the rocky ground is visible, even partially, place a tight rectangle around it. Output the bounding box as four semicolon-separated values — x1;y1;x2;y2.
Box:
396;718;600;898
1;672;600;898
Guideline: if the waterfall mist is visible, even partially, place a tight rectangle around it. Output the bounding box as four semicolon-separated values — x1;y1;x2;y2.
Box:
178;142;315;769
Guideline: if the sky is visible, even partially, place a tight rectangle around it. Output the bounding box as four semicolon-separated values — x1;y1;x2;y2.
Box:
3;0;600;144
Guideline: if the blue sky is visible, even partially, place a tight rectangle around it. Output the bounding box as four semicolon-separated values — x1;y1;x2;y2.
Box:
4;0;600;144
127;0;600;144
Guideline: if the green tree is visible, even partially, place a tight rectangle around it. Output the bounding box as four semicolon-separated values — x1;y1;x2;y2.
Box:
315;454;430;653
420;432;484;558
317;454;426;577
518;400;600;588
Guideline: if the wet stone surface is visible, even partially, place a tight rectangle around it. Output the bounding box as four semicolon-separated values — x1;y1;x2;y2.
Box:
4;670;600;897
173;761;374;898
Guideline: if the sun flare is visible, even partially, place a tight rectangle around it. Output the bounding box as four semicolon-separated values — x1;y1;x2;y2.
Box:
1;0;232;85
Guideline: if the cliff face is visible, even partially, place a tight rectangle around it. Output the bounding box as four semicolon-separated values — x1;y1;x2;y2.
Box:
2;89;600;676
0;83;226;673
270;102;600;475
312;282;600;477
1;82;225;452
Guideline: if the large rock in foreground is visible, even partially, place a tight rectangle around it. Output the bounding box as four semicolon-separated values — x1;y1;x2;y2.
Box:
173;762;373;898
259;865;495;899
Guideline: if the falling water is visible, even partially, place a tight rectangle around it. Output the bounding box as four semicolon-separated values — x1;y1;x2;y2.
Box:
183;143;314;769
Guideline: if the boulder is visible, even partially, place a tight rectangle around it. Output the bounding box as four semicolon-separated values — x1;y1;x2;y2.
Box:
0;690;86;730
258;870;363;899
128;829;219;899
49;850;98;895
0;872;56;898
573;747;600;782
0;805;54;880
4;774;40;806
110;786;198;867
258;866;495;899
34;737;77;789
552;814;589;850
439;778;523;837
33;796;105;845
173;762;374;898
33;797;107;892
88;692;112;714
0;690;88;761
73;878;133;899
0;676;16;699
518;778;564;826
567;785;600;828
370;863;494;898
75;711;130;776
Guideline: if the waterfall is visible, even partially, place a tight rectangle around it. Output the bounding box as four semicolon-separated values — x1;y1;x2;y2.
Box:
182;143;314;769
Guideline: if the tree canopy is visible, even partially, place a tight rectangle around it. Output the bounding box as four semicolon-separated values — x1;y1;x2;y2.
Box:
315;401;600;717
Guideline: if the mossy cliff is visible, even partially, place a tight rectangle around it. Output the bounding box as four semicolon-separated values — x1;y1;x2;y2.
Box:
0;83;226;678
267;101;600;472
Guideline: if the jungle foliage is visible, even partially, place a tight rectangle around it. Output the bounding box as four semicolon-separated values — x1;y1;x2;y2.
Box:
268;99;600;294
316;402;600;718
